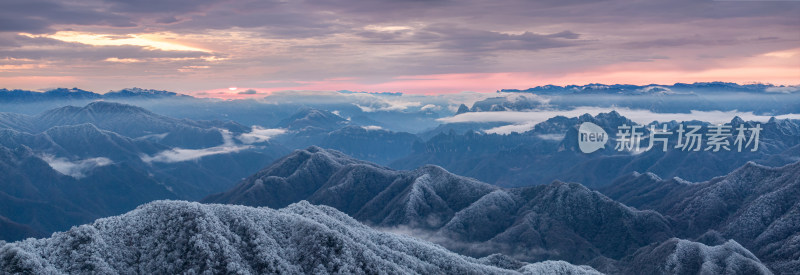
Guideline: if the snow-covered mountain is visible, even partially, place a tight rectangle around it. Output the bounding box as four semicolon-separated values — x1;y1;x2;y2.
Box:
0;87;186;103
204;147;676;268
602;161;800;274
205;146;799;273
276;107;350;132
28;101;248;148
0;200;603;274
0;88;102;103
489;82;800;115
623;238;772;274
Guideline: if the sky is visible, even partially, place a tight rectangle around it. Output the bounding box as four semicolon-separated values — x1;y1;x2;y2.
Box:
0;0;798;98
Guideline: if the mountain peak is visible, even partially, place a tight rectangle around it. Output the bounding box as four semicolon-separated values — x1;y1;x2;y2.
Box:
277;108;348;131
43;88;101;98
456;104;470;114
103;87;187;98
305;145;324;153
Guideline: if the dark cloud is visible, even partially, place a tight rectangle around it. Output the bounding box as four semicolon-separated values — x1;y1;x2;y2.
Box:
622;37;739;49
104;0;221;14
0;0;797;91
357;24;582;54
2;0;797;37
0;0;135;33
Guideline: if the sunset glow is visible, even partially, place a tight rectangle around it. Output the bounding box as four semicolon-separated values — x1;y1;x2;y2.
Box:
0;0;797;97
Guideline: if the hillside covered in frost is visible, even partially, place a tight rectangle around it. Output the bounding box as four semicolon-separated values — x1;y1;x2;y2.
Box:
602;161;800;274
0;200;603;275
204;147;675;265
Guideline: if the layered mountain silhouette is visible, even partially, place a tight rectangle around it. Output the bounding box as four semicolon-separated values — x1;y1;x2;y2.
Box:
0;101;248;149
0;87;187;103
0;88;101;103
272;108;420;164
602;161;800;274
0;103;287;241
205;147;687;272
393;112;800;188
0;145;175;241
0;122;277;200
499;82;790;96
0;200;603;274
491;82;800;114
205;146;796;274
321;125;420;164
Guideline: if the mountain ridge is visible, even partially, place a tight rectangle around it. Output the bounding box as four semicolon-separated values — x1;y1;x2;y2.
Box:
0;200;604;274
204;146;676;268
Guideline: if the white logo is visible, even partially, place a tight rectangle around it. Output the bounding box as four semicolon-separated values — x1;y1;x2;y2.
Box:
578;122;608;153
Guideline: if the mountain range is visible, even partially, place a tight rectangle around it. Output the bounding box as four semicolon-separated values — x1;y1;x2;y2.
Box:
393;112;800;188
0;88;797;274
1;101;249;148
0;102;287;241
0;88;187;103
601;161;800;274
465;82;800;115
273;108;420;164
499;82;789;95
205;146;791;274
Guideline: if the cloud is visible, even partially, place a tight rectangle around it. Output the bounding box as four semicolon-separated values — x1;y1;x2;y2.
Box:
355;102;421;112
140;145;251;163
420;104;441;112
361;125;383;131
263;90;426;112
377;225;554;261
483;122;538;135
765;86;800;94
237;89;259;95
0;0;135;33
440;107;800;134
2;33;219;63
536;133;566;141
39;154;113;179
1;0;798;92
141;129;253;163
357;23;582;53
236;126;286;144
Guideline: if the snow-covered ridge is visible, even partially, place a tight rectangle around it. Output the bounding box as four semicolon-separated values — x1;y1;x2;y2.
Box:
205;147;674;269
0;200;602;274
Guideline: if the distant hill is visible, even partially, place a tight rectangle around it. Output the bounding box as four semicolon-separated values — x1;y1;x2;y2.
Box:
468;82;800;114
0;87;190;103
392;112;800;188
499;82;792;95
0;101;255;147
